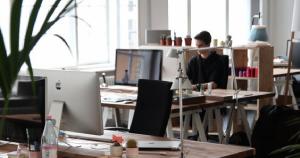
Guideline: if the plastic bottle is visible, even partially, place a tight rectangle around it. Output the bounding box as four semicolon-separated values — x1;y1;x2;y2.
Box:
41;115;57;158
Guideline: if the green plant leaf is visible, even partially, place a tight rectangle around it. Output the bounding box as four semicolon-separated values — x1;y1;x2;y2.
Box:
25;57;36;96
20;0;76;67
271;144;300;156
69;15;92;28
23;0;43;54
9;0;23;77
287;152;300;158
0;29;10;97
53;34;73;56
57;0;76;18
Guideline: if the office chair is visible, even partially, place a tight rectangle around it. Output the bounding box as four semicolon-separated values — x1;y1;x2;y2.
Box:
129;79;173;136
219;55;229;89
106;79;173;137
291;42;300;102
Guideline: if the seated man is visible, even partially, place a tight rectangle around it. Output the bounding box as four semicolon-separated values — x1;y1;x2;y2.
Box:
187;31;228;90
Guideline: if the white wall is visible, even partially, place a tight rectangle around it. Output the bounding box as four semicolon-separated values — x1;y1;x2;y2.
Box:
268;0;294;56
138;0;168;45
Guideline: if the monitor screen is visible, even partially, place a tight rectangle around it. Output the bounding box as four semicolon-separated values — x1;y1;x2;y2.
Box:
33;69;103;135
0;76;45;144
115;49;163;86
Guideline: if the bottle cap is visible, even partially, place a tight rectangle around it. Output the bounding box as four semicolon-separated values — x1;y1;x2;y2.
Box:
46;115;52;120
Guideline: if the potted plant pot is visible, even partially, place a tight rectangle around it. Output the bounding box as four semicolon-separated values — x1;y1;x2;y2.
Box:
175;37;182;46
126;148;139;158
126;139;139;158
110;145;123;157
160;39;166;45
184;37;192;46
166;36;172;46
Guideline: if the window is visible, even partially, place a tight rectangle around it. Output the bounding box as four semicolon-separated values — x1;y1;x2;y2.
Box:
191;0;226;41
5;0;138;69
77;0;138;66
229;0;251;45
168;0;251;46
168;0;188;38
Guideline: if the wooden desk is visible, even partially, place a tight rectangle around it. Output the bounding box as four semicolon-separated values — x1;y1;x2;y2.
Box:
102;99;224;142
0;114;41;123
273;61;288;68
0;131;255;158
273;68;300;77
203;89;275;102
199;89;275;144
273;68;300;109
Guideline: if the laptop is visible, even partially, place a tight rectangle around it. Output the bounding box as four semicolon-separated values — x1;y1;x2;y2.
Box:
124;140;181;150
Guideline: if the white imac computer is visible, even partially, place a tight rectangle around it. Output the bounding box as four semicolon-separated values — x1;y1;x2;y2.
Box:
33;69;103;135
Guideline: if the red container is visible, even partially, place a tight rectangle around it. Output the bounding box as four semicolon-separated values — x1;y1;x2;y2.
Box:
254;67;259;77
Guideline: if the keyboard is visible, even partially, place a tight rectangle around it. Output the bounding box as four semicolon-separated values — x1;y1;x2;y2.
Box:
101;94;137;103
63;131;113;143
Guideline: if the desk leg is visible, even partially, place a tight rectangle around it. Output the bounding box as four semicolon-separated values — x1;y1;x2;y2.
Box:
223;104;235;144
289;83;299;110
166;119;174;138
215;108;224;143
192;113;207;142
278;79;298;109
127;109;134;129
113;109;121;127
238;105;252;146
102;107;109;127
183;114;191;139
207;109;214;132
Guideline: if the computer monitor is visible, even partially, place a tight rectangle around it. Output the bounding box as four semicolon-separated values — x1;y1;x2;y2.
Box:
115;49;163;86
0;76;45;143
33;69;103;135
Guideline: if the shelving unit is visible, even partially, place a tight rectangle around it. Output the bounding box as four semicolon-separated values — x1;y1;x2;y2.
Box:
183;44;274;112
230;45;274;112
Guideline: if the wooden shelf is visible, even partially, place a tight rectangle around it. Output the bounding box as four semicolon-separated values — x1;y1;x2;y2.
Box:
228;76;258;80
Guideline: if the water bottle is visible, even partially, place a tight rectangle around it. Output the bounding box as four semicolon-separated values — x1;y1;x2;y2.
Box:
41;115;57;158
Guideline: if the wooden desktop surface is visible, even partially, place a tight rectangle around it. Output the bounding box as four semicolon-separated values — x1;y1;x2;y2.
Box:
101;100;224;113
203;89;275;102
0;130;255;158
0;114;41;123
101;87;275;110
273;68;300;77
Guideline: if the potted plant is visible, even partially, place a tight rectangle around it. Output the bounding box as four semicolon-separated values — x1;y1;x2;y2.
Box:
160;34;166;45
125;139;138;158
0;0;76;134
110;135;124;157
184;35;192;46
166;35;172;46
175;37;182;46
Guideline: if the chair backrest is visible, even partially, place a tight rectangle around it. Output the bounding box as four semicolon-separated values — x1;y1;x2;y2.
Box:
292;41;300;68
129;79;173;136
219;55;229;89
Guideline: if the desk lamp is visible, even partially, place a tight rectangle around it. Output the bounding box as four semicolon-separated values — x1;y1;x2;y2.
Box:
283;0;300;105
168;48;192;158
168;46;225;157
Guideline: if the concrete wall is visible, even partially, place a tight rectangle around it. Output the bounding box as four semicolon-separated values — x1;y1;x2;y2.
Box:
138;0;168;45
268;0;294;56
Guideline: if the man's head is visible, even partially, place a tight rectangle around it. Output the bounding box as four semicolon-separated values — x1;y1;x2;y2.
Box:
194;31;211;48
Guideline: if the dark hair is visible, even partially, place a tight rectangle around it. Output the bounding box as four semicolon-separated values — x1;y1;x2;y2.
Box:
194;31;211;45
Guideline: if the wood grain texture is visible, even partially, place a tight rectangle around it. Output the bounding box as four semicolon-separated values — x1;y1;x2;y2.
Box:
58;131;255;158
